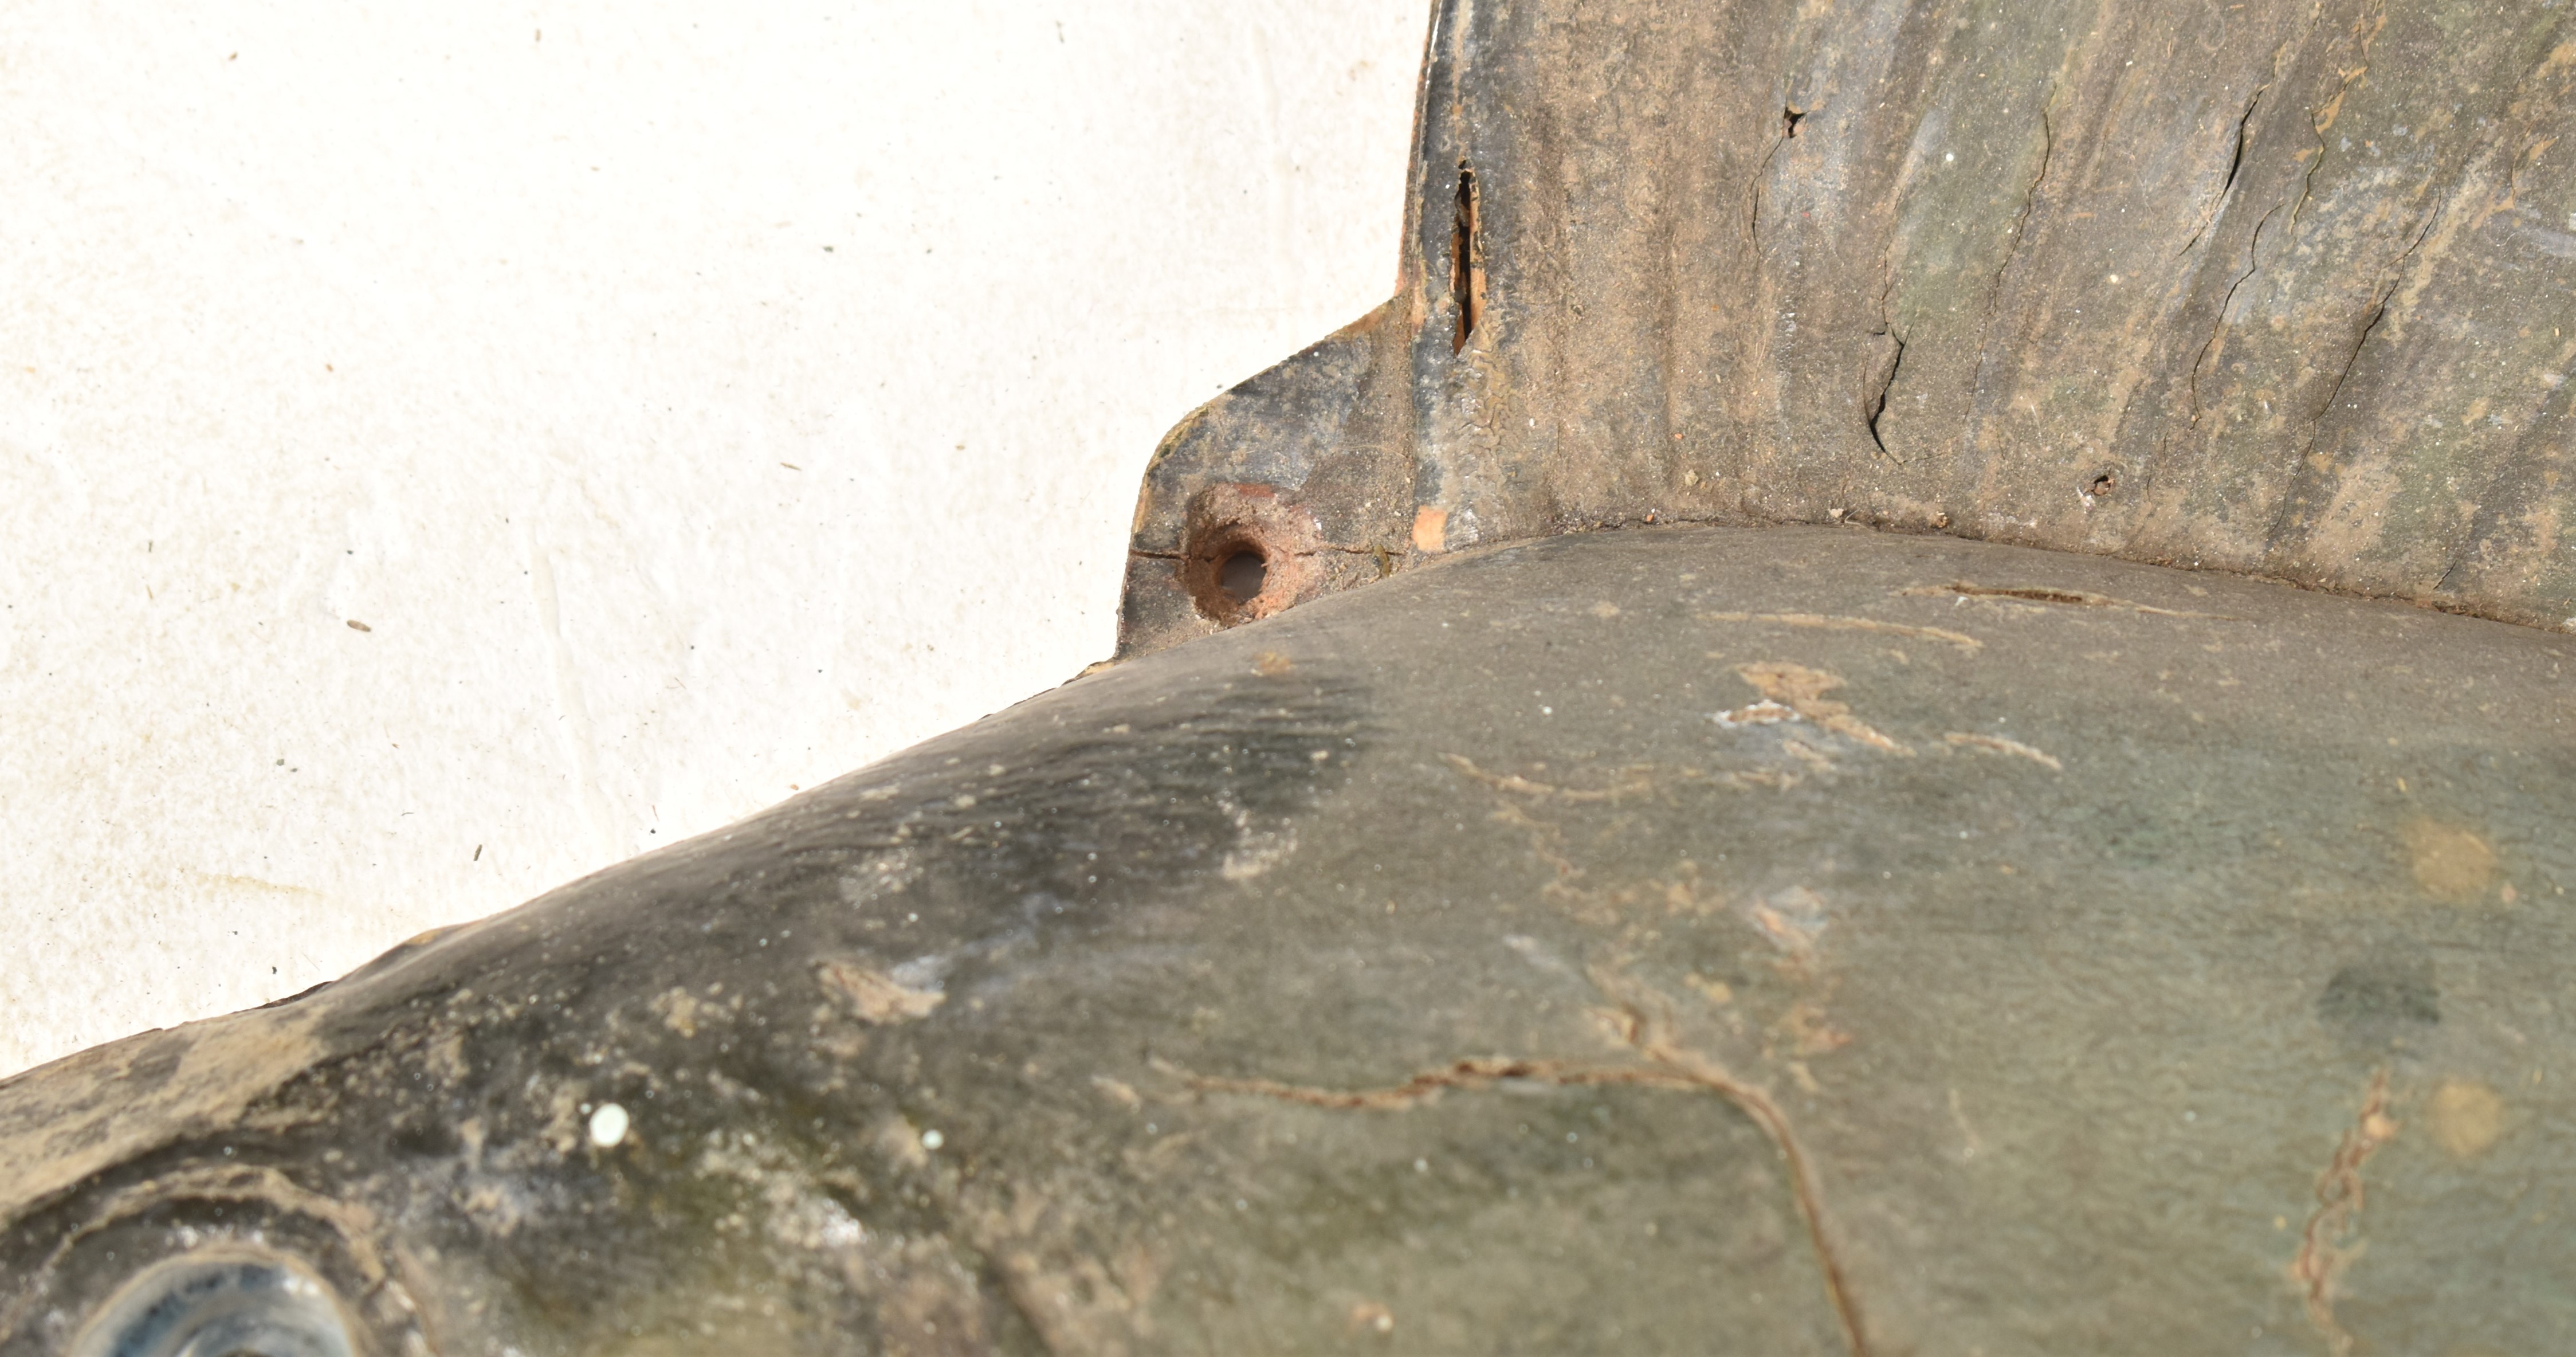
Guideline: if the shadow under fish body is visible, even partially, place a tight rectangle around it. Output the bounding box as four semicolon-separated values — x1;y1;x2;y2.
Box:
7;524;2576;1353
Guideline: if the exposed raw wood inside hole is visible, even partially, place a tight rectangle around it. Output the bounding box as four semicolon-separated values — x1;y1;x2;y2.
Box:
1173;483;1326;630
1183;521;1286;626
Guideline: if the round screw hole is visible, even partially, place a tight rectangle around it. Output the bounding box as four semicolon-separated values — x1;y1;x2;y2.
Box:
1219;549;1268;603
1175;485;1323;627
1183;524;1288;625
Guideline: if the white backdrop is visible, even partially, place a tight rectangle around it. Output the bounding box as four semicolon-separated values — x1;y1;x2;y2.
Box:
0;2;1426;1077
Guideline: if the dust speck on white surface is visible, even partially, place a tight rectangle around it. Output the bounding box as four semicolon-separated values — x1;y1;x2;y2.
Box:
0;2;1424;1077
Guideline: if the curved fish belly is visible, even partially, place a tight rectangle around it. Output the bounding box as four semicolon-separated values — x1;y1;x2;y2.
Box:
6;525;2574;1354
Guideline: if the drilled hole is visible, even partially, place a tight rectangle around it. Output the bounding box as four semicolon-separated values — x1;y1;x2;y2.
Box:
1219;549;1268;603
2084;469;2118;498
1183;524;1284;626
1782;104;1806;138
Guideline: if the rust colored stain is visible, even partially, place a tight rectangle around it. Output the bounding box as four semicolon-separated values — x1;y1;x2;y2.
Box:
1411;506;1449;554
2401;819;2498;902
1943;732;2063;771
815;959;944;1025
1440;752;1652;802
1735;662;1912;755
2293;1068;2398;1357
2426;1078;2507;1159
1702;609;1985;651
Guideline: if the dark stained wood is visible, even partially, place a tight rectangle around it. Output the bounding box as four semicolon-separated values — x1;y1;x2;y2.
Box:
1124;0;2576;656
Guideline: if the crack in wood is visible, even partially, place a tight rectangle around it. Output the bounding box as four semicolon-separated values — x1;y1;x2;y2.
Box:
1162;981;1868;1356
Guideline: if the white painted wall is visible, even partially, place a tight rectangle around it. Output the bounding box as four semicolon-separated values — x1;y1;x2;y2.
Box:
0;2;1427;1077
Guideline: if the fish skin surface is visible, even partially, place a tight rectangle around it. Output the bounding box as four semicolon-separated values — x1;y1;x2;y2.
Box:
6;524;2575;1353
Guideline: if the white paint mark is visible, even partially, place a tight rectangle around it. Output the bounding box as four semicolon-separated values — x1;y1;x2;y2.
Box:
920;1128;944;1150
588;1102;629;1148
817;1202;866;1248
1711;699;1800;729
